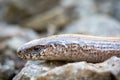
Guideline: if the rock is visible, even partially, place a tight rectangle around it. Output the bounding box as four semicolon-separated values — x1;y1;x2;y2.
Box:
5;0;61;24
61;15;120;36
75;69;114;80
0;23;39;50
13;60;67;80
95;0;120;22
0;23;38;39
6;30;38;50
22;7;71;34
0;0;10;21
5;0;77;34
0;42;6;52
13;57;120;80
112;0;120;21
95;0;114;15
11;0;60;14
61;0;97;19
4;4;31;24
75;0;97;18
0;58;15;80
7;37;28;50
0;23;39;79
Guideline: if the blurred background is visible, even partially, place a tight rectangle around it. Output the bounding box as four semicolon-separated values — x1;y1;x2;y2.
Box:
0;0;120;79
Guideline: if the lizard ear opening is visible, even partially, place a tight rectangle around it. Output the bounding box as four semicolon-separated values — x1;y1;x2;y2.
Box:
39;50;45;56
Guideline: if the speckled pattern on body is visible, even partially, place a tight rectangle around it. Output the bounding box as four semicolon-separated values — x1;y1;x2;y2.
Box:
17;34;120;62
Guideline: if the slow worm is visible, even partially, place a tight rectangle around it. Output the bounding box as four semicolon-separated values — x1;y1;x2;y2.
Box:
17;34;120;62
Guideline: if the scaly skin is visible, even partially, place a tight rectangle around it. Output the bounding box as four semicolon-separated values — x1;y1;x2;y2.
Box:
17;34;120;63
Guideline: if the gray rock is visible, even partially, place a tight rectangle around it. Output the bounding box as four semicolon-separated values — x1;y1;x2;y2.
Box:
0;23;39;79
61;15;120;36
75;0;97;18
0;23;38;39
61;0;97;18
22;7;70;33
0;23;39;50
13;60;67;80
11;0;60;14
0;58;15;80
112;0;120;21
95;0;114;15
5;0;61;24
13;57;120;80
0;0;10;21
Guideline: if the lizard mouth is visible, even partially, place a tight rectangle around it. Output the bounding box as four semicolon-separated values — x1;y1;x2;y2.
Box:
17;50;24;59
17;48;27;59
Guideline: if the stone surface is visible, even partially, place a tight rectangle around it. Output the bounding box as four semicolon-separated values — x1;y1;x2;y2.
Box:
22;7;70;33
13;60;67;80
11;0;60;14
95;0;114;15
61;0;97;18
0;23;39;80
112;0;120;21
5;0;61;24
61;15;120;36
0;0;10;22
0;59;15;78
13;57;120;80
0;23;39;50
96;0;120;22
0;23;38;38
75;0;97;18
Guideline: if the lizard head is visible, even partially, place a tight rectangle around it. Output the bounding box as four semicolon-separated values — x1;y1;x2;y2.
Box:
17;35;68;60
17;39;50;60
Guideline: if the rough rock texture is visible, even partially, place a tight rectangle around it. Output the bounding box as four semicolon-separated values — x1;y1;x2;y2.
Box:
112;0;120;21
96;0;120;22
95;0;114;15
61;15;120;37
75;0;97;18
0;0;10;22
13;57;120;80
0;23;39;50
22;7;71;34
11;0;61;14
5;0;61;24
0;23;39;80
13;60;67;80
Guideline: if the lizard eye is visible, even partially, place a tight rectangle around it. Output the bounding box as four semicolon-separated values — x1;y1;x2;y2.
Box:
34;46;39;50
33;45;45;51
